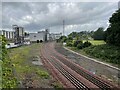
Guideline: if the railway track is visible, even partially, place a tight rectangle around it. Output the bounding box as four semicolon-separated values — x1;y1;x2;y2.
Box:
50;58;89;89
47;44;119;90
55;54;112;89
41;47;76;88
42;44;91;89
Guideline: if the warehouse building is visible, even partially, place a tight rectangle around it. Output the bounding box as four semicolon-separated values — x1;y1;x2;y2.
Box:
49;33;62;41
54;33;62;40
29;30;47;43
29;32;45;43
29;29;62;43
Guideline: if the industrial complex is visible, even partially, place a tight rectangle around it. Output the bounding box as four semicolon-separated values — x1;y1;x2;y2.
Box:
0;25;62;48
0;25;62;44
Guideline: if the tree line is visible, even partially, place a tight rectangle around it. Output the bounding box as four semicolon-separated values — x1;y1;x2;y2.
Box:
58;8;120;47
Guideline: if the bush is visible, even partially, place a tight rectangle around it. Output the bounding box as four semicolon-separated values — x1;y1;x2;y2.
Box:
66;41;73;47
77;41;92;49
1;35;18;88
36;70;49;79
73;40;82;47
83;41;92;47
77;43;84;49
83;44;120;65
58;36;67;43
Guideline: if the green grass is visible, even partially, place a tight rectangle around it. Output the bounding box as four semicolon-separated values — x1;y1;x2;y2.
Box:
83;40;106;45
82;44;120;66
36;68;49;79
9;45;32;74
8;44;51;87
52;82;63;89
66;42;120;68
0;60;2;89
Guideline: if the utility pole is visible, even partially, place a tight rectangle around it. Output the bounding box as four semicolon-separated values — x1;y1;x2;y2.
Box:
63;20;65;36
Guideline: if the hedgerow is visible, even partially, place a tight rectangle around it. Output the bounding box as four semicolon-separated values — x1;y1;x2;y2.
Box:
0;35;18;88
83;44;120;65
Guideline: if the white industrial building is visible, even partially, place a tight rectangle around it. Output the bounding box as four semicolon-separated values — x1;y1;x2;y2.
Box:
29;31;46;42
1;27;62;44
29;30;62;42
54;33;62;39
49;33;62;40
0;30;14;39
9;31;14;39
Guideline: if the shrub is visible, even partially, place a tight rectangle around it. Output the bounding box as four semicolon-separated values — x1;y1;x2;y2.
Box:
66;40;73;47
36;70;49;79
77;41;92;49
77;43;84;49
83;44;120;65
58;36;67;43
83;41;92;47
66;42;73;47
73;40;83;47
1;35;18;88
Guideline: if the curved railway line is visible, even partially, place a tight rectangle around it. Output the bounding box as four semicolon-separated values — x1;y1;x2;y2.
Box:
51;58;89;89
40;42;119;89
42;44;92;89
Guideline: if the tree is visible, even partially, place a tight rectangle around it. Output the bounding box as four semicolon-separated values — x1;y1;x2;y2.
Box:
73;40;82;47
68;32;78;38
93;27;104;40
104;9;120;46
68;36;73;40
58;36;67;43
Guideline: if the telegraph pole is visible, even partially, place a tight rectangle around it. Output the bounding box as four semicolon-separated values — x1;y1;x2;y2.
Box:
63;20;65;36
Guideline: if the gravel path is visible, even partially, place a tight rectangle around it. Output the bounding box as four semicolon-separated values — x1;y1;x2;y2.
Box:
55;43;120;86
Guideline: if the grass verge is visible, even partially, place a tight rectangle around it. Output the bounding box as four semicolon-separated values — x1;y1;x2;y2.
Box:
8;44;52;88
67;44;120;68
83;40;106;45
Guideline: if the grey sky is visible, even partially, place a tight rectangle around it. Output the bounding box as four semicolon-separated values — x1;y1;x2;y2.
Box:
1;1;118;35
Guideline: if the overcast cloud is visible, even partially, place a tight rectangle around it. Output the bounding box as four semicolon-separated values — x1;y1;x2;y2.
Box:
1;2;118;35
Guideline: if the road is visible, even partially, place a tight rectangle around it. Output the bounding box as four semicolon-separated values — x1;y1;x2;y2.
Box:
40;42;119;89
